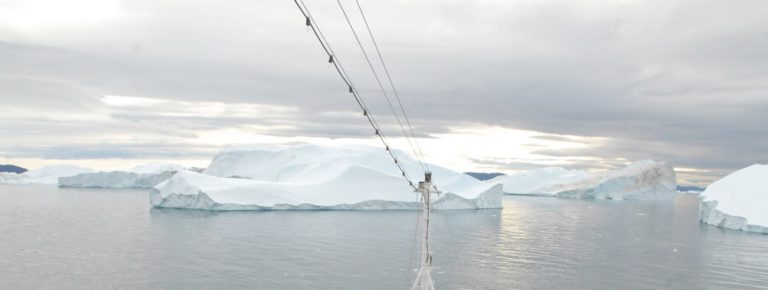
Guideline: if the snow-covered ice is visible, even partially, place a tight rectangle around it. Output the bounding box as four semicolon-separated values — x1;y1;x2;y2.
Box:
0;165;95;184
488;160;676;200
59;171;177;189
126;163;185;174
549;160;677;200
59;163;184;188
0;172;22;184
700;164;768;234
486;167;592;195
151;144;502;210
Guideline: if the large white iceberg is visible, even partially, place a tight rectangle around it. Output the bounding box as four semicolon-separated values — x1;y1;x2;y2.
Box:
59;163;184;188
700;164;768;234
551;160;677;200
492;160;676;200
486;167;592;195
0;165;95;184
151;144;502;210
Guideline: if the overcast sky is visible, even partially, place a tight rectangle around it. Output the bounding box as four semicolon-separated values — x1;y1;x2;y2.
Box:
1;0;766;185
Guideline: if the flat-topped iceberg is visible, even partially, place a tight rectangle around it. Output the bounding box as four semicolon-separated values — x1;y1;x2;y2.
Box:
59;163;184;189
487;167;592;195
0;165;95;184
151;144;502;210
700;164;768;234
551;160;677;200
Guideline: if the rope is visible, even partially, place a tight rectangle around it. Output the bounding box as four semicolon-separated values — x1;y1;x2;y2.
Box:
335;0;429;172
294;0;417;190
352;0;431;172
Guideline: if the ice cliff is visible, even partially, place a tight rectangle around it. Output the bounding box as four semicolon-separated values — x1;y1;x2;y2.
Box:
59;163;184;188
487;160;676;200
700;164;768;234
550;160;677;200
151;144;502;210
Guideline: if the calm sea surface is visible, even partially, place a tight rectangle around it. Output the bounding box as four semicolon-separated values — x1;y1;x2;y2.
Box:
1;185;766;289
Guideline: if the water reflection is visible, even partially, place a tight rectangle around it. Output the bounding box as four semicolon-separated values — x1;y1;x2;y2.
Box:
1;186;767;289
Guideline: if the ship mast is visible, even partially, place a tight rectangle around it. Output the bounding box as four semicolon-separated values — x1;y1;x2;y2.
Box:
291;2;437;287
412;172;439;290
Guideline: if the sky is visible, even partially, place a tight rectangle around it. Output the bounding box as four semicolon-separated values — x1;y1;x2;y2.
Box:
1;0;766;186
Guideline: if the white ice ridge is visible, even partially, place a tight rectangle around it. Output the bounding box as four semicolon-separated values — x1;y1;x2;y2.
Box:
700;164;768;234
487;167;592;195
59;163;185;189
125;163;185;174
488;160;676;200
0;165;95;185
550;160;677;200
151;144;502;210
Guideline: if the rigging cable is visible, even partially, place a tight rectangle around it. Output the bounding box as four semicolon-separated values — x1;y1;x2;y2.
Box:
293;0;417;190
334;0;429;173
352;0;431;172
293;3;437;289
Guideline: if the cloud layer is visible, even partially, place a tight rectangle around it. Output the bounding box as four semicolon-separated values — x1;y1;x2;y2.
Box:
1;0;767;185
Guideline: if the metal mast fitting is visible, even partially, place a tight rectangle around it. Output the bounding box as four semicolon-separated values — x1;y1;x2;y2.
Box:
412;172;440;290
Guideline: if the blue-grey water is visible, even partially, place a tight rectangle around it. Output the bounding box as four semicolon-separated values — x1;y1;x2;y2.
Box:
1;185;767;290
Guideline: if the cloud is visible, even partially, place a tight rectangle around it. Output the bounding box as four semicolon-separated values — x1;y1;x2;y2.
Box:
1;0;766;185
3;143;217;159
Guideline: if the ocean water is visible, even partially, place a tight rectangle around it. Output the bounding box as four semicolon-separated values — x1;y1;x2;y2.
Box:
1;185;766;289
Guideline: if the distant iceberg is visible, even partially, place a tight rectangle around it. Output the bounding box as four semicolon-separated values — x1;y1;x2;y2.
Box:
0;165;95;185
0;172;23;184
151;144;502;210
550;160;677;200
486;167;592;196
125;163;185;174
487;160;677;200
59;171;177;189
700;164;768;234
59;163;184;189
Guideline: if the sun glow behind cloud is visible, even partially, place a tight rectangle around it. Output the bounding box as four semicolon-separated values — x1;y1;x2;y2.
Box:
413;126;606;173
2;94;611;175
102;95;298;119
190;125;608;176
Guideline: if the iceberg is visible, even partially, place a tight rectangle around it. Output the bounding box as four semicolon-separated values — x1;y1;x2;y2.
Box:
486;167;592;196
550;160;677;200
126;163;185;174
0;165;95;184
700;164;768;234
59;163;184;189
151;144;502;210
59;171;177;189
0;172;23;184
486;160;677;200
486;160;676;200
